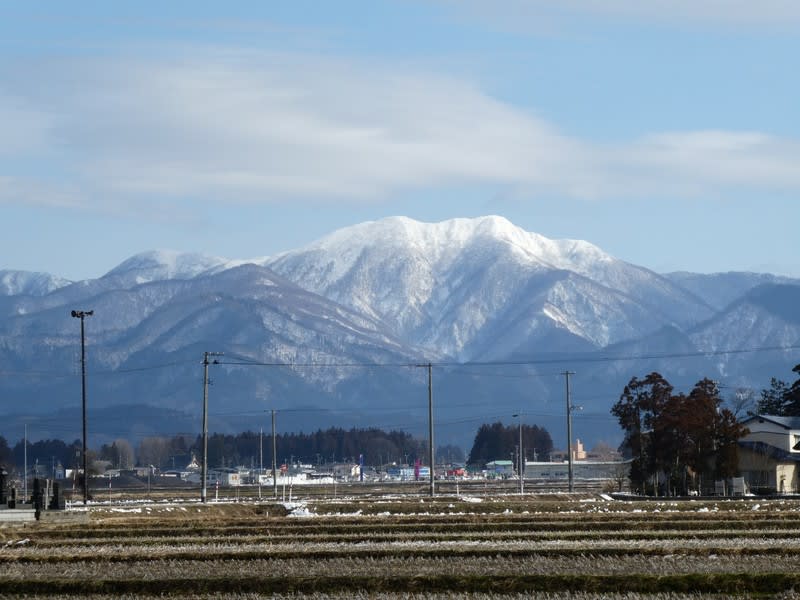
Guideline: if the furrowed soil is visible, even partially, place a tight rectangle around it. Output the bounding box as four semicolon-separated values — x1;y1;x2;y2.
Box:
3;493;800;598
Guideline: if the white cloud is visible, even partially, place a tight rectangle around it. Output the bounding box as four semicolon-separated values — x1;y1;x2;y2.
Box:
1;51;799;210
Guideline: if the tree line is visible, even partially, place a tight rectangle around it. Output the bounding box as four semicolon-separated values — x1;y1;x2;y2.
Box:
4;367;799;487
0;427;478;473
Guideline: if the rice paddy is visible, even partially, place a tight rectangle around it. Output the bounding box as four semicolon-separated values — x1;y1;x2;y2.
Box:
3;493;800;598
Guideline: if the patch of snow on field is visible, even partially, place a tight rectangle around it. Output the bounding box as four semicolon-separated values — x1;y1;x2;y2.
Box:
284;502;316;518
459;496;483;503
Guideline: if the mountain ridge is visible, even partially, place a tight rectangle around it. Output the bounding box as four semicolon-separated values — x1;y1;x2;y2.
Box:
2;216;798;448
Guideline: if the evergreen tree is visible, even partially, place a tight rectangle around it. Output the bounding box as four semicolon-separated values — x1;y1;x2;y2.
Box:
611;372;673;493
466;422;552;467
783;365;800;416
759;377;789;415
757;365;800;416
715;407;749;479
0;436;12;468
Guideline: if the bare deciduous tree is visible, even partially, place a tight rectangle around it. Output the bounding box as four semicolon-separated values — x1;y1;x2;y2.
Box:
137;436;171;469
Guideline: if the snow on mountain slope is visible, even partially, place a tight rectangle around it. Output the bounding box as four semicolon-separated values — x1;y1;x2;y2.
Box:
102;250;231;286
0;262;426;420
666;271;800;310
683;283;800;382
0;269;71;297
1;218;797;445
0;246;428;394
267;216;714;359
0;250;235;318
0;263;414;364
690;284;800;352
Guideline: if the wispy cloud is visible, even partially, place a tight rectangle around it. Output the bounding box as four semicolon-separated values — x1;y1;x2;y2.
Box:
448;0;800;30
572;0;800;26
1;50;799;212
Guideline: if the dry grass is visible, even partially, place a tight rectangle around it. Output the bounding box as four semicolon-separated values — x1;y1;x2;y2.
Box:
3;495;800;597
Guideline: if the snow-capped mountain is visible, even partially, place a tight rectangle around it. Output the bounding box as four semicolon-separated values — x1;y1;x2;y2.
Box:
0;269;71;297
1;216;797;447
267;216;714;359
100;249;232;288
0;262;428;440
687;283;800;380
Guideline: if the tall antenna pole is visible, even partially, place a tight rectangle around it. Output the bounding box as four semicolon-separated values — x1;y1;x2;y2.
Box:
564;370;575;493
427;362;435;497
271;409;277;499
71;309;93;505
201;351;222;503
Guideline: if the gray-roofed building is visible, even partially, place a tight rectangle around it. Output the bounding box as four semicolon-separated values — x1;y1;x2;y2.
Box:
738;414;800;494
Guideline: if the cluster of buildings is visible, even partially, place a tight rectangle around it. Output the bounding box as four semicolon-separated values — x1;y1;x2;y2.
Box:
10;418;800;497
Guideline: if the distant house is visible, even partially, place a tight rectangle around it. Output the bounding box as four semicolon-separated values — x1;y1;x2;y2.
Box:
738;414;800;494
550;439;588;462
523;460;630;483
386;466;415;480
485;460;514;478
208;468;241;487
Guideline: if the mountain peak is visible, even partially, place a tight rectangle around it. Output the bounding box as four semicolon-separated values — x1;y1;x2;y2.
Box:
103;250;229;285
301;215;614;274
266;215;705;358
0;269;72;297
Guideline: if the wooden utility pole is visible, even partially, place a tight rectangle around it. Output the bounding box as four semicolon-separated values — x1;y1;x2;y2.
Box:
428;363;435;497
564;370;575;493
272;409;278;499
201;351;222;503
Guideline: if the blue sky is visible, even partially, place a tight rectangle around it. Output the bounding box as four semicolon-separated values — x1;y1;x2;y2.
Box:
2;1;799;280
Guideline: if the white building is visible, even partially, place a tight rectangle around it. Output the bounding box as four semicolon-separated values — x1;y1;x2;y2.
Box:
738;414;800;494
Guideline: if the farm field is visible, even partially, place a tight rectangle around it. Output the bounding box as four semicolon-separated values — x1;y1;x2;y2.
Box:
3;493;800;598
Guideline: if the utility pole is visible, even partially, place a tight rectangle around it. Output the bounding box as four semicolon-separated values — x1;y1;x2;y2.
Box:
23;424;27;502
513;414;523;495
201;351;223;503
71;309;93;505
427;362;435;497
564;370;575;493
271;409;277;499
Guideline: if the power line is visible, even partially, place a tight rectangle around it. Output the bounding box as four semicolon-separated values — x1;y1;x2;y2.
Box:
217;342;800;369
1;341;797;379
